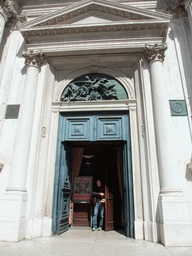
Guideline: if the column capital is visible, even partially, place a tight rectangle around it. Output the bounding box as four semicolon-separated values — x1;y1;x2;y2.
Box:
144;43;168;64
0;0;27;24
22;50;45;70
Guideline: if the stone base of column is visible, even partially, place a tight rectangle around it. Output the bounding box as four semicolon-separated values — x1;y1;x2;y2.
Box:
25;217;52;239
0;193;28;241
158;194;192;246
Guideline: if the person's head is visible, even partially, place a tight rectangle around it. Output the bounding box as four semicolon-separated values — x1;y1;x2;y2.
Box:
96;179;101;187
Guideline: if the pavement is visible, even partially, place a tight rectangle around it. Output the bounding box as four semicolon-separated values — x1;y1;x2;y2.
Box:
0;228;192;256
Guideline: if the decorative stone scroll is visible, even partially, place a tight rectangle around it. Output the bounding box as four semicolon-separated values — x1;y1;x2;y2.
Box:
22;50;45;69
61;74;128;102
144;43;168;64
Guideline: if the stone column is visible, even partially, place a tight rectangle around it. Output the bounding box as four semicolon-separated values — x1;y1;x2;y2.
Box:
177;0;192;34
6;50;45;193
144;44;192;246
144;43;182;195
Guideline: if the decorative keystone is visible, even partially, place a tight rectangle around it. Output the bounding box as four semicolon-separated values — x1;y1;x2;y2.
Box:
22;50;45;69
144;43;168;64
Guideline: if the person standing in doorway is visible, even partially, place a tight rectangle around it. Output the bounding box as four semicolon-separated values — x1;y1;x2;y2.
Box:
92;179;105;231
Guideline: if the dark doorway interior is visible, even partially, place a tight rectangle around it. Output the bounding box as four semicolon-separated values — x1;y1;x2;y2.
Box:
68;141;124;231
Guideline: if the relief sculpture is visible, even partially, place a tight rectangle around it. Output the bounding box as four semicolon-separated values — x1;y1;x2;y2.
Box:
61;74;120;101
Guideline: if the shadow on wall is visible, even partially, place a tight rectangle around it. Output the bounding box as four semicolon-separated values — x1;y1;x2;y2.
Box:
186;161;192;182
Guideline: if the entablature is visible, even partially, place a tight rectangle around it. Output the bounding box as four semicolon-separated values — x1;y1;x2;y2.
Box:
18;0;171;56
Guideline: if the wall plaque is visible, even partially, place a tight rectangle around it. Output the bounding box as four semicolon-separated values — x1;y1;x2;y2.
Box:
5;105;20;119
73;176;93;203
169;100;188;116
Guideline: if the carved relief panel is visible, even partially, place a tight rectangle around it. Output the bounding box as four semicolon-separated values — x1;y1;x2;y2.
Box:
60;73;128;102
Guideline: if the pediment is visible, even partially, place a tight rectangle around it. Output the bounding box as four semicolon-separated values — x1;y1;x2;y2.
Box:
18;0;171;56
19;0;171;31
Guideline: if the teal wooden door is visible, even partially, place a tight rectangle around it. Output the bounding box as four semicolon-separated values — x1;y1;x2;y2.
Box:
53;111;134;238
52;118;72;235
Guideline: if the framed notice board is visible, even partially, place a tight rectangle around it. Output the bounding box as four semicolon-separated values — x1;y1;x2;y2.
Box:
73;176;93;203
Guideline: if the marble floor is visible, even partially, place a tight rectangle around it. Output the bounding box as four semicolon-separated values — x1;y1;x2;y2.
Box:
0;228;192;256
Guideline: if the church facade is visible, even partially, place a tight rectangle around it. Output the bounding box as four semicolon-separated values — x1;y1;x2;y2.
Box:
0;0;192;247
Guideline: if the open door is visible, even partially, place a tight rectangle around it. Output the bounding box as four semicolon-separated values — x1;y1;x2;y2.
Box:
105;184;114;231
52;143;72;235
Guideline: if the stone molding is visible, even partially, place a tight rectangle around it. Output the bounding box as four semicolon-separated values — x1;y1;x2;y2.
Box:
144;43;168;64
22;50;45;69
0;0;27;24
19;0;171;29
21;20;169;40
18;0;171;43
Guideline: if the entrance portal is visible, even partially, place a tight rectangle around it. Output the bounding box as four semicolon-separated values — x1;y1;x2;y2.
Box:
52;112;134;238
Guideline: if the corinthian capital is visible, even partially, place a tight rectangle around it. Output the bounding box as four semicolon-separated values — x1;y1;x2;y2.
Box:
144;43;168;64
0;0;17;19
22;50;45;69
0;0;27;24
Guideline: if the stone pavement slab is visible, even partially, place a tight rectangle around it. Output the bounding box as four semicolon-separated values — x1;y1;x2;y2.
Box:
0;229;191;256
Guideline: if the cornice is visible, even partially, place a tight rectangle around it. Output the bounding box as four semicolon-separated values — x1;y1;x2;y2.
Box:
22;2;164;19
18;0;171;30
20;20;169;42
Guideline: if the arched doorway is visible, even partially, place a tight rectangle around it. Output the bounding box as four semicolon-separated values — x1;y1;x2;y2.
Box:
52;73;135;238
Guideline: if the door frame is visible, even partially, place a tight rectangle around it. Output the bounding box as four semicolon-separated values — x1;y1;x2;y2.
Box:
48;69;143;239
52;111;135;237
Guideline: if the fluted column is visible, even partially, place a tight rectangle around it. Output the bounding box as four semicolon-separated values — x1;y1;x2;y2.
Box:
6;50;45;193
144;44;182;194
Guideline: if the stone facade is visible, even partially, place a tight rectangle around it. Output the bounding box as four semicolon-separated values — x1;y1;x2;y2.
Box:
0;0;192;247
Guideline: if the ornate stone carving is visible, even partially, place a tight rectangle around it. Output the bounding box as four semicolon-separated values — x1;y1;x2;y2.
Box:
22;50;45;69
0;0;27;24
144;43;168;64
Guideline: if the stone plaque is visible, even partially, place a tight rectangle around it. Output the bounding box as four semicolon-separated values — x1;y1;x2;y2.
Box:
169;100;188;116
5;105;20;119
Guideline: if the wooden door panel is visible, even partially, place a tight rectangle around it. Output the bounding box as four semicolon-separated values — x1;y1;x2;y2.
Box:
73;203;91;227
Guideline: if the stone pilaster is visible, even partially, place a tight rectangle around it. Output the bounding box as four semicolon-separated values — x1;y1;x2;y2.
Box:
144;43;192;246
